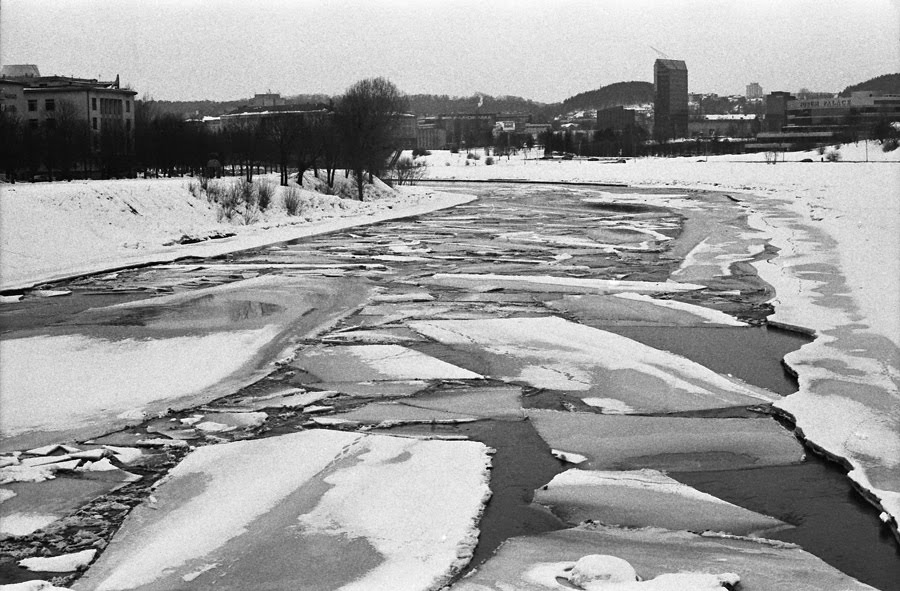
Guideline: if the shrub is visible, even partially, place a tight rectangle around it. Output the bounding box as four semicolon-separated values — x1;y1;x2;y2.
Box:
816;145;827;156
199;176;209;192
284;186;302;216
450;147;459;154
412;148;432;157
825;150;842;162
882;138;899;152
256;179;275;211
238;178;257;209
187;180;201;198
392;156;428;185
485;156;494;165
206;182;223;203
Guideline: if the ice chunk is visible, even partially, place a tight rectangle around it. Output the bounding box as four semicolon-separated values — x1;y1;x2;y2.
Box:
410;317;778;413
293;344;482;382
75;430;492;591
0;581;73;590
424;273;704;295
451;524;874;590
534;469;787;535
569;555;637;585
19;549;96;572
527;410;803;472
334;401;478;425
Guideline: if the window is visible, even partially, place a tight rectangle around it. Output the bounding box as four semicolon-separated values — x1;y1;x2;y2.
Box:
27;99;37;112
45;99;55;111
92;117;98;130
92;97;97;110
126;100;130;113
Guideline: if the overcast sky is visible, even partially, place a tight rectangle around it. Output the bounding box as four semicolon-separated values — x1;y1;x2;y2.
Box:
1;0;898;103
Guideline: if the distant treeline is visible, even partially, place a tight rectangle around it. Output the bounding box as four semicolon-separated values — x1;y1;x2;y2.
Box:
840;73;900;97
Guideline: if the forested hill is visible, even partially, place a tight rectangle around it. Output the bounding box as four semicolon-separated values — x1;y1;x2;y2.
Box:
560;81;654;112
406;93;553;118
840;73;900;97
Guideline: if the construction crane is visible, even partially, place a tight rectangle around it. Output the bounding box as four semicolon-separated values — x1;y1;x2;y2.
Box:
649;46;669;59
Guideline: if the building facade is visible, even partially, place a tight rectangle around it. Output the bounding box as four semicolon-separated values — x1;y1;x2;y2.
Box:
653;59;689;141
597;106;636;133
1;65;137;177
746;82;763;99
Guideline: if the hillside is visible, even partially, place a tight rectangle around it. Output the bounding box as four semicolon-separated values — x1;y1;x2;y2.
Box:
560;81;654;113
406;93;553;119
840;73;900;97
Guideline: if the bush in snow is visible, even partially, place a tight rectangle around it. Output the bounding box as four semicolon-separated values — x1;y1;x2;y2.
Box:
283;186;302;216
882;138;898;152
825;150;842;162
187;180;201;199
206;181;224;204
199;176;209;192
485;156;494;165
256;179;275;211
392;157;428;186
239;178;258;209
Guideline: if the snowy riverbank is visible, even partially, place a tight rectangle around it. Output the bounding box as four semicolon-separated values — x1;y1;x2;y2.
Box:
0;175;476;292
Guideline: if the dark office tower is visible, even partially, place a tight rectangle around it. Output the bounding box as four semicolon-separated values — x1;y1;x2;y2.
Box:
654;59;688;141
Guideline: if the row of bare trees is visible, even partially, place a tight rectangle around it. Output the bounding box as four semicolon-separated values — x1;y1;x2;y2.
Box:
0;78;409;199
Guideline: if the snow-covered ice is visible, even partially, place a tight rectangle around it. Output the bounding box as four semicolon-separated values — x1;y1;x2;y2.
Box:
19;549;97;572
292;344;483;382
74;429;492;591
450;523;875;591
424;274;705;294
526;409;803;472
410;317;778;413
533;469;786;535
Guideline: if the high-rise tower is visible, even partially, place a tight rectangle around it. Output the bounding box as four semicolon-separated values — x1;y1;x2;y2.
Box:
653;59;688;141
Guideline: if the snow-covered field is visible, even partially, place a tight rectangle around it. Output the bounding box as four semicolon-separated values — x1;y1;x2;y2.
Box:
422;143;900;529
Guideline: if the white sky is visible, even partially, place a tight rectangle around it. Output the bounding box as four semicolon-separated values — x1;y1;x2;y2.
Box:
1;0;898;102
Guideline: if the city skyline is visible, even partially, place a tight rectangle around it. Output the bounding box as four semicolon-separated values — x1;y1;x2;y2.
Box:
1;0;898;103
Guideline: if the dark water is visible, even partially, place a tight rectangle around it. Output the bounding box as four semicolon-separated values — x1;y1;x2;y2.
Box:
674;455;900;591
604;325;812;396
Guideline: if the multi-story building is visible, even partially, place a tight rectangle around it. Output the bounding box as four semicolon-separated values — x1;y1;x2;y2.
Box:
597;106;637;133
785;91;900;135
762;91;795;132
688;114;758;138
746;82;763;99
653;59;689;141
416;124;447;150
1;64;137;175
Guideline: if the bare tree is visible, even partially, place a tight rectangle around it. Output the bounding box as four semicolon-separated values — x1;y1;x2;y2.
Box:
336;77;407;200
264;113;304;186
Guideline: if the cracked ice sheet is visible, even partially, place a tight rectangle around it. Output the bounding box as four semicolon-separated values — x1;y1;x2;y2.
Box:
672;235;767;282
409;317;776;413
1;476;124;536
450;524;875;591
533;469;787;536
423;274;705;295
526;410;803;472
75;429;492;591
0;326;280;452
292;344;482;382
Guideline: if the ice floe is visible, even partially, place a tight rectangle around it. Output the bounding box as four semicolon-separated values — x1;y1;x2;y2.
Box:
533;469;786;536
75;429;492;591
425;274;705;294
0;327;280;451
19;549;97;572
410;317;777;413
527;410;803;472
292;344;482;382
450;523;875;590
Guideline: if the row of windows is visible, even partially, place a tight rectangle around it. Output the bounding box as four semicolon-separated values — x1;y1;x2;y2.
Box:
26;97;132;113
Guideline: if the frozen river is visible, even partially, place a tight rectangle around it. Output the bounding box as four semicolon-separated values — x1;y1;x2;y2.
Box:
1;182;895;590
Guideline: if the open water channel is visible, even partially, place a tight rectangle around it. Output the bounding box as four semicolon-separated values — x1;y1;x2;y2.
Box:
1;182;896;589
